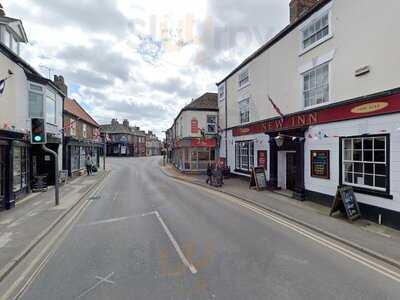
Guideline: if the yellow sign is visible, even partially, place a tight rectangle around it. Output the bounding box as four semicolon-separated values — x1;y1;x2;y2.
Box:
351;102;388;114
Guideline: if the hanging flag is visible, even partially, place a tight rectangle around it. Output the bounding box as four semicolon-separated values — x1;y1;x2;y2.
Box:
0;79;5;96
267;96;285;120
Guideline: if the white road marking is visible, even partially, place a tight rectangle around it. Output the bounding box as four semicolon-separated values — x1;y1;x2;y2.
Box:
0;218;14;225
0;232;12;248
74;272;115;300
27;211;38;217
153;211;198;274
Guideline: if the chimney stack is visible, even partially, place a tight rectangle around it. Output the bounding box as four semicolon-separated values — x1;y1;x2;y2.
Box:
53;75;68;96
111;119;118;126
0;4;5;17
123;119;130;128
289;0;319;24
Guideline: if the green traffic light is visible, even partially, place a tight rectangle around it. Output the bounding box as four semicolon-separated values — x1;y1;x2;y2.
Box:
34;136;42;142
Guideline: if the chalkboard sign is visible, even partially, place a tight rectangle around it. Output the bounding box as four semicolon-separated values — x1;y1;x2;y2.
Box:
310;150;330;179
249;167;268;191
330;186;361;221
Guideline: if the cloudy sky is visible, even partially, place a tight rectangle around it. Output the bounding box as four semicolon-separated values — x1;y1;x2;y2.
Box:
3;0;289;138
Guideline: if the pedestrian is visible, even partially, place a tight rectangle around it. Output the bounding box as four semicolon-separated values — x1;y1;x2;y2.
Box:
215;163;223;187
85;154;93;176
206;163;212;185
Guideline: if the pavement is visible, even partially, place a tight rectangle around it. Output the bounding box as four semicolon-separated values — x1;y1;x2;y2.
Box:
162;162;400;268
8;156;400;300
0;169;109;281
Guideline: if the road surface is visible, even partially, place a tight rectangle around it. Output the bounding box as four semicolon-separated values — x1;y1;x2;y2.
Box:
19;157;400;300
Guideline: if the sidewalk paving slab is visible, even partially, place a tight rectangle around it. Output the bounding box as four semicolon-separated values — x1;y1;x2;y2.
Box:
161;163;400;268
0;171;109;281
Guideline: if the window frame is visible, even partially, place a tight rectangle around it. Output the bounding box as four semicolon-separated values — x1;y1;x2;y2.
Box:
82;123;87;138
206;115;217;133
239;97;250;124
218;84;225;102
238;68;250;89
339;134;392;199
45;93;57;125
303;62;330;108
28;84;45;118
70;118;76;136
235;140;255;173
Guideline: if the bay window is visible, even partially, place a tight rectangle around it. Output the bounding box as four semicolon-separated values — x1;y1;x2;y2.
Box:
341;135;389;194
235;141;254;172
46;91;57;124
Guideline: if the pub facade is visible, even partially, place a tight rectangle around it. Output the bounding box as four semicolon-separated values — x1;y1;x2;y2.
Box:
217;0;400;228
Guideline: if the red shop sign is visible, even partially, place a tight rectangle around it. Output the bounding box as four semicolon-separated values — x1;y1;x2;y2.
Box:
191;118;199;133
233;93;400;137
191;138;216;147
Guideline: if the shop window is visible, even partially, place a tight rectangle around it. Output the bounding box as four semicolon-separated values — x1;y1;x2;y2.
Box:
207;115;217;133
303;62;329;107
239;98;250;124
12;146;27;193
235;141;254;172
341;135;389;192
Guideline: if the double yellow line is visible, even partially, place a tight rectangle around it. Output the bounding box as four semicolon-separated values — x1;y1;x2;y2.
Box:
176;178;400;283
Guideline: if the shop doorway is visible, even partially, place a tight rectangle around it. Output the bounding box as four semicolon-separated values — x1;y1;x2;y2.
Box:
286;152;297;191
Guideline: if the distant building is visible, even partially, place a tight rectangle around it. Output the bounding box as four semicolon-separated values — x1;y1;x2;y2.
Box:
62;91;103;176
146;131;162;156
167;93;218;173
100;119;146;157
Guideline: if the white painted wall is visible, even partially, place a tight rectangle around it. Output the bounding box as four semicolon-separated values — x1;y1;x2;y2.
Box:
305;113;400;212
222;0;400;129
176;110;218;139
0;52;29;131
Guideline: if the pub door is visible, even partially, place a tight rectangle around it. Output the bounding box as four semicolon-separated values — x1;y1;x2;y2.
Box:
0;146;6;208
286;152;297;191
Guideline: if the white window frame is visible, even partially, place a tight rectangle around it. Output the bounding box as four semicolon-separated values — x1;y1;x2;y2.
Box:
239;97;250;124
45;90;57;125
342;135;388;192
28;83;45;118
238;68;250;90
207;115;217;133
70;118;76;136
218;83;225;102
302;62;330;109
82;123;87;138
298;2;333;56
235;140;254;172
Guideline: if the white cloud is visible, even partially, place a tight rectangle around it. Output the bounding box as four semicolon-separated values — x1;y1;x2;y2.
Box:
2;0;290;138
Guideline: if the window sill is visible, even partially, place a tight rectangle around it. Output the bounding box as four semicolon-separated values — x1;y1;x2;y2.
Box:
342;185;393;200
303;100;331;111
234;168;251;175
299;33;334;57
238;82;250;91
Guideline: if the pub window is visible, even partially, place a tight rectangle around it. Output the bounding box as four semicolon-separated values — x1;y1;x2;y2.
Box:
302;12;329;50
239;98;250;124
235;141;254;172
342;135;389;191
303;62;329;107
238;68;249;88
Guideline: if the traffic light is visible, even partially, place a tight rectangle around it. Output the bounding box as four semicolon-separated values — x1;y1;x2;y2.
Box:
31;118;47;144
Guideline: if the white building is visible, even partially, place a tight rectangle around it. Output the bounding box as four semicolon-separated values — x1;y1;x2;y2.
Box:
217;0;400;229
0;5;65;209
169;93;218;172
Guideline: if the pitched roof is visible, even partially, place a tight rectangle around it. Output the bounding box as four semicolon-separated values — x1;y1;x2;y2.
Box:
64;98;99;127
183;92;218;111
217;0;330;85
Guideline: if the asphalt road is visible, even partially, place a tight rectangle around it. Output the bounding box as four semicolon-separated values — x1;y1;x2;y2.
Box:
20;157;400;300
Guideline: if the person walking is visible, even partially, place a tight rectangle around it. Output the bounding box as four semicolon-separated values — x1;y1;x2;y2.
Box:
85;154;93;176
206;163;213;185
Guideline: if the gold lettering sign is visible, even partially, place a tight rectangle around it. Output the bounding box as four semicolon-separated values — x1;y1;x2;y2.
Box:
351;102;388;114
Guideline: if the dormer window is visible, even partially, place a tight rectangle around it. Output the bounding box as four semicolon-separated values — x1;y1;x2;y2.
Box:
1;26;20;54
